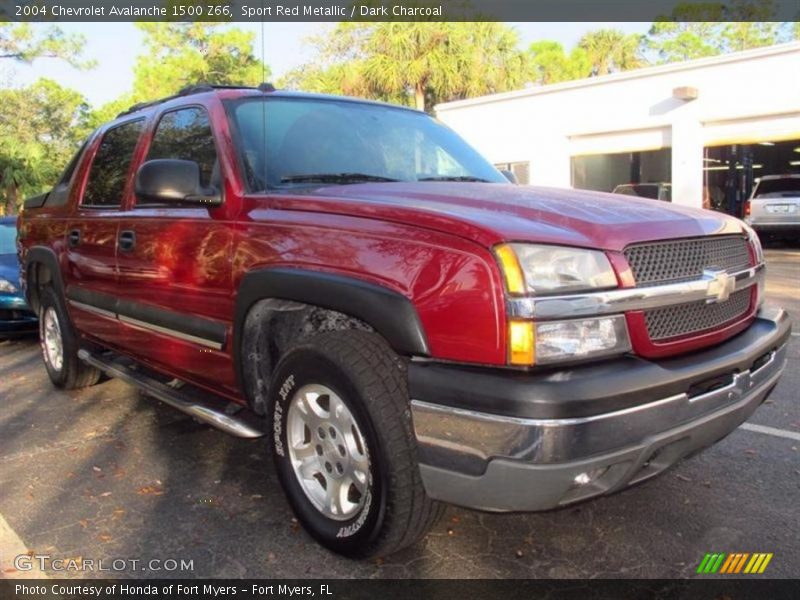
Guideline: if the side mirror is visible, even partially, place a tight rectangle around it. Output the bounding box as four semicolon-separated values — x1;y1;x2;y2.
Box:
135;159;221;206
500;169;518;185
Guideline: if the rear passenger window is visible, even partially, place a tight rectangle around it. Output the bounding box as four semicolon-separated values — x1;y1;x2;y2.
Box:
82;119;144;207
58;138;90;186
145;108;219;190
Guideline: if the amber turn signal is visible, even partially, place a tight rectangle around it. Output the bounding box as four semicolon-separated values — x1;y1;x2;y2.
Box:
508;320;535;365
495;244;525;294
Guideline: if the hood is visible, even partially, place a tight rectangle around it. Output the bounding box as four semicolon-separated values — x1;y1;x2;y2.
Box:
0;253;22;289
285;182;746;252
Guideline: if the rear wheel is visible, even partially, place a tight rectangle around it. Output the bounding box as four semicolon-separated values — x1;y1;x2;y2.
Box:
268;330;443;558
39;286;101;389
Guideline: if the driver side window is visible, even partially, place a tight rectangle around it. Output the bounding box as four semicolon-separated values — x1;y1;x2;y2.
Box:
142;107;219;204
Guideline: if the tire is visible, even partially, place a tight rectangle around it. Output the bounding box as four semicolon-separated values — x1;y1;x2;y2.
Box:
268;329;444;558
39;286;102;389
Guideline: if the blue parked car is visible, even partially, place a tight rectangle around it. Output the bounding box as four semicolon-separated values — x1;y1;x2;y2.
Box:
0;216;38;337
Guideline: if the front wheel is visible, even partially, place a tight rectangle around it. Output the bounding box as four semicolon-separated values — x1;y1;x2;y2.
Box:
268;330;443;558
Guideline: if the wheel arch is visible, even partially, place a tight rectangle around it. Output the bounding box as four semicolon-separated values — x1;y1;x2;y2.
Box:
233;268;430;414
23;246;66;315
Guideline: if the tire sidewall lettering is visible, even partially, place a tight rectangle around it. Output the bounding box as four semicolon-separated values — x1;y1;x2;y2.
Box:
273;374;295;457
336;487;372;538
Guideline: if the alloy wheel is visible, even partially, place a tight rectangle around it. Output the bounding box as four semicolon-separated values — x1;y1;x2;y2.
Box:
286;384;370;521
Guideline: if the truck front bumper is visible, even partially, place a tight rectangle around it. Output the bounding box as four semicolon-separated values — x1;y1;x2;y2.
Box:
409;307;791;512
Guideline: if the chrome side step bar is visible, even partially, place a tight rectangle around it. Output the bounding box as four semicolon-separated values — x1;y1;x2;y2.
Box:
77;349;265;439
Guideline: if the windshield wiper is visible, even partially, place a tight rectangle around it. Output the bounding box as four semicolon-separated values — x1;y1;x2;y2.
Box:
280;173;399;185
418;176;491;183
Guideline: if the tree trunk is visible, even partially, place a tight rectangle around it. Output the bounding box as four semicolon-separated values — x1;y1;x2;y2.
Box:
6;185;19;216
414;83;426;112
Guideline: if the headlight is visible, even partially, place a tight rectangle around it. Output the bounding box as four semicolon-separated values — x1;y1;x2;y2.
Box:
507;316;631;366
495;243;617;295
534;316;631;365
0;278;18;293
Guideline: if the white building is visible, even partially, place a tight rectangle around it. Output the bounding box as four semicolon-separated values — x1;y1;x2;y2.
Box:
436;42;800;214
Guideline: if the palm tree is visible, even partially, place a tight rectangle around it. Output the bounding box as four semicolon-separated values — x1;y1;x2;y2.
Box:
360;23;530;112
579;29;645;76
459;23;532;98
361;23;461;111
528;41;592;85
285;23;531;112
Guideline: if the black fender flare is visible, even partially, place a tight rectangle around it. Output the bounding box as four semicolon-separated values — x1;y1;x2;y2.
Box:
233;267;431;396
23;246;66;313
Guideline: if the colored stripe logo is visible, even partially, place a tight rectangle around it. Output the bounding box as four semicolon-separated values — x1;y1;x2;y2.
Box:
697;552;773;574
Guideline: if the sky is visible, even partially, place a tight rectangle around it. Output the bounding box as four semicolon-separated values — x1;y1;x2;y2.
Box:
3;22;652;108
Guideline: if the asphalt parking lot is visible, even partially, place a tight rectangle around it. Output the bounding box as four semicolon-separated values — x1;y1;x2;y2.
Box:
1;246;798;580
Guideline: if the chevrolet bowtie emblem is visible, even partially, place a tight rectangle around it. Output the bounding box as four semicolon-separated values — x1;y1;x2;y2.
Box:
703;268;735;304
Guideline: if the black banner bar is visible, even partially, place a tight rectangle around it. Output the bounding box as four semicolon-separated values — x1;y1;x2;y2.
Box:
3;579;800;600
3;0;800;22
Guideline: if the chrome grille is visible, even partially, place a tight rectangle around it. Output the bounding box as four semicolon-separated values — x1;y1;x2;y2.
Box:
625;236;755;343
644;289;751;341
625;236;751;287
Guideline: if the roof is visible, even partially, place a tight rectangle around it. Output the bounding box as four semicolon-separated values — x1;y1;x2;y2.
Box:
116;83;422;119
116;83;276;117
436;41;800;112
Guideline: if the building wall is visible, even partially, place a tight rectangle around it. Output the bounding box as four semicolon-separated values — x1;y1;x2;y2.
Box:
436;42;800;208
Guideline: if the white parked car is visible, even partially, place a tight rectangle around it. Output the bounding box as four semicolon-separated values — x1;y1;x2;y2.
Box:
745;174;800;241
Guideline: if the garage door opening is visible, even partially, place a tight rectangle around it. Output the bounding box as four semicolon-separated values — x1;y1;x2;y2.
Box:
571;148;671;195
704;139;800;217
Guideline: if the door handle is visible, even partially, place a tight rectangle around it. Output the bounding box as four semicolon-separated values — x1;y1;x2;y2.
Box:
68;229;81;248
118;230;136;252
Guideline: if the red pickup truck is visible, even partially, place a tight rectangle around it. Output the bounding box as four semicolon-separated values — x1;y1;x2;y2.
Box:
17;85;790;558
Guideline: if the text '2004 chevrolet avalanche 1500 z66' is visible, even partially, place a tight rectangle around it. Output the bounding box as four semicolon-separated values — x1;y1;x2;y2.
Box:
16;85;790;558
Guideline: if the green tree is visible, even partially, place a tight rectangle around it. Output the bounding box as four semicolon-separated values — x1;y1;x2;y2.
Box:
0;79;93;215
721;0;782;51
90;96;136;128
129;22;270;103
648;1;788;62
282;22;530;112
528;41;591;85
455;23;533;100
0;23;93;67
0;147;41;217
280;23;389;100
647;3;726;62
579;29;645;76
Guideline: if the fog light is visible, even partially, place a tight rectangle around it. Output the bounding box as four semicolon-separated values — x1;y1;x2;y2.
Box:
535;315;631;364
572;467;608;487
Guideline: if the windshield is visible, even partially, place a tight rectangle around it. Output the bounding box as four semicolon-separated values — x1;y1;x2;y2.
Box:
0;223;17;255
225;97;507;192
753;178;800;198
